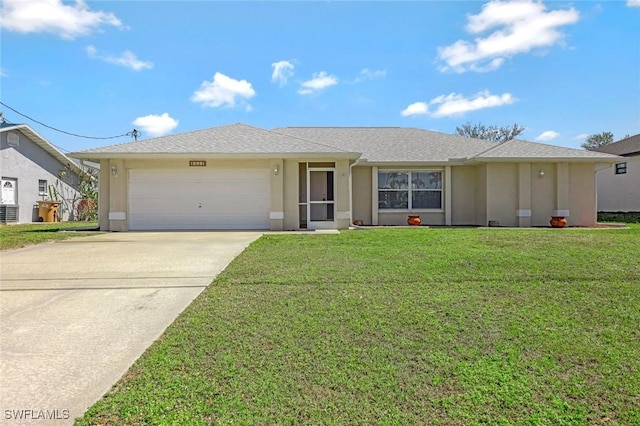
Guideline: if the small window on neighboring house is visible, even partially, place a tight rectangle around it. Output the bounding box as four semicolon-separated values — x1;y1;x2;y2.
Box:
39;179;48;195
615;162;627;175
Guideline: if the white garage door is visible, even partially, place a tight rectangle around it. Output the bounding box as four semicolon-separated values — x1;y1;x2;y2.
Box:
128;168;270;230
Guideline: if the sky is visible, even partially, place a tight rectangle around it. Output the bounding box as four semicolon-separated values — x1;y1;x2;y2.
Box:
1;0;639;153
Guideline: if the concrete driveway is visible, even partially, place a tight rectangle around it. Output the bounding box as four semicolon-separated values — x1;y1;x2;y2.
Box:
0;231;261;425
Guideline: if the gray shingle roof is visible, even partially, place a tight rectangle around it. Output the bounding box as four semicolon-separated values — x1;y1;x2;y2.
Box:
273;127;497;162
72;123;622;163
74;123;356;158
274;127;620;163
474;138;620;160
593;134;640;156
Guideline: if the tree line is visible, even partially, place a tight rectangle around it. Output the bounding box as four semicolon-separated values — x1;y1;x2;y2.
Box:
454;121;620;151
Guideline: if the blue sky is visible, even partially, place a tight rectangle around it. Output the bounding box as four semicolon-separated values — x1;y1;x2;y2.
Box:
1;0;639;153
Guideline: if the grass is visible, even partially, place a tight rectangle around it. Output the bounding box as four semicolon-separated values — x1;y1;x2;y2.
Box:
77;226;640;425
0;222;100;251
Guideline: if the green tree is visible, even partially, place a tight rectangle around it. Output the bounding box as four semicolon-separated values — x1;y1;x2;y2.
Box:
454;122;525;143
581;132;614;151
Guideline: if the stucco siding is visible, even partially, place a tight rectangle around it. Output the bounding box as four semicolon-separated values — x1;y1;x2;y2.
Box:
474;165;487;226
283;159;299;230
486;164;518;227
335;160;351;229
569;163;597;226
98;160;110;230
596;156;640;212
530;163;556;226
451;166;476;225
1;129;80;222
352;166;372;225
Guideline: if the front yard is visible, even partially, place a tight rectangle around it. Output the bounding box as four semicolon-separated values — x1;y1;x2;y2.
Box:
0;222;99;251
78;226;639;425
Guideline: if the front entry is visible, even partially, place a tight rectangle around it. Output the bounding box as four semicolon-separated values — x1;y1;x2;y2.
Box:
299;163;336;230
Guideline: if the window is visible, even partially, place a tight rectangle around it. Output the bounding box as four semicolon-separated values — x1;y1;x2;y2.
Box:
39;179;48;195
615;162;627;175
378;171;442;210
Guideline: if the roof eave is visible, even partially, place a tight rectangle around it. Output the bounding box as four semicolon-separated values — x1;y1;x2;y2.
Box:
357;159;471;167
471;156;622;163
69;151;362;161
4;124;84;176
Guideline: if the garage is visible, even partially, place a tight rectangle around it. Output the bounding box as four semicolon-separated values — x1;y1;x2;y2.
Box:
128;168;270;230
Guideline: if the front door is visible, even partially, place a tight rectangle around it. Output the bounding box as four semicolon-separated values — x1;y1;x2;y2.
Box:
1;178;17;205
308;168;335;229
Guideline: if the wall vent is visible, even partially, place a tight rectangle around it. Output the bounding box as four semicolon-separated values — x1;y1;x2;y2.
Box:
7;132;20;147
0;205;19;222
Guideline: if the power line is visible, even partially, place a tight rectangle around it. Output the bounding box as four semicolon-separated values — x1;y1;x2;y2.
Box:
0;101;136;140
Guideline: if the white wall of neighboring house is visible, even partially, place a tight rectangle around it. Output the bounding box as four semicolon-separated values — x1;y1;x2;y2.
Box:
596;155;640;212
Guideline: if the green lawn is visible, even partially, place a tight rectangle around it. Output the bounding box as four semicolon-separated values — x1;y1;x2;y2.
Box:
78;226;639;425
0;222;99;251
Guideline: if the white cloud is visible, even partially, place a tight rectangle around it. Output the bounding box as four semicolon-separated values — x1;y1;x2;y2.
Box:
0;0;122;39
573;133;589;140
437;0;579;73
355;68;387;82
191;72;256;108
132;113;178;138
297;71;338;95
271;60;294;86
536;130;559;141
627;0;640;7
86;45;153;71
0;68;7;77
403;91;516;118
429;90;516;117
400;102;429;117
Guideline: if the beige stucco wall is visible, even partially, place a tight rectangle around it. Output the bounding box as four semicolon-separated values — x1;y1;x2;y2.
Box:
352;166;372;225
486;164;519;227
98;157;600;231
473;162;597;227
335;160;351;229
530;163;556;226
282;159;299;230
569;163;597;226
474;165;487;226
596;156;640;212
98;160;110;230
451;166;476;225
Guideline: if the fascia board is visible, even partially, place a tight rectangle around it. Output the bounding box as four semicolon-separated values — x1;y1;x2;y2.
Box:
69;151;362;161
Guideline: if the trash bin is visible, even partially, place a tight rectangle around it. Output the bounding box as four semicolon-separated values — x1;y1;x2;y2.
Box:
36;201;60;222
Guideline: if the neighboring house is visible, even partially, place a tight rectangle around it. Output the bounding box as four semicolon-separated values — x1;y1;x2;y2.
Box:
594;134;640;212
71;123;619;231
0;123;84;223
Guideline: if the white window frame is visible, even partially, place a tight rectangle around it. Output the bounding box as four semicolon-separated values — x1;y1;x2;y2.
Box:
615;162;627;175
377;170;443;211
38;179;48;196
